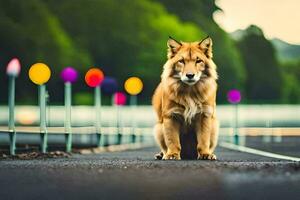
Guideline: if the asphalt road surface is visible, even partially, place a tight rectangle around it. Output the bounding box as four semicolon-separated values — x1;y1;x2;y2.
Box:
0;145;299;200
244;136;300;157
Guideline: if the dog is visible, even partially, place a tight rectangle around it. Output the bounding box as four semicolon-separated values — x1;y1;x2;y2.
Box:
152;36;219;160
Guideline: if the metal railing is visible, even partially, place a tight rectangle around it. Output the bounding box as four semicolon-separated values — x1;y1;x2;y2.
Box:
0;105;299;155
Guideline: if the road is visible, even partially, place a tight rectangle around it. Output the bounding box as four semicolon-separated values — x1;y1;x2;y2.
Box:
0;145;299;200
243;136;300;157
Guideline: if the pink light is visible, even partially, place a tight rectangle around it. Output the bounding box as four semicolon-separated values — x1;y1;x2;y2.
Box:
113;92;127;105
6;58;21;77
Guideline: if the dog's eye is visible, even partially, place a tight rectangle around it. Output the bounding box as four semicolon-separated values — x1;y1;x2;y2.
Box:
178;59;185;64
196;59;203;64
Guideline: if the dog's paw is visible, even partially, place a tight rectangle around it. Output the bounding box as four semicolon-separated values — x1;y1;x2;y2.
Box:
198;153;217;160
154;152;164;160
163;153;181;160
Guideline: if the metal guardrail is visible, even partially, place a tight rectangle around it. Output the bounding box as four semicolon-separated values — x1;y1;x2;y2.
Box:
0;126;153;135
0;126;154;155
1;126;300;136
1;126;300;155
1;105;300;127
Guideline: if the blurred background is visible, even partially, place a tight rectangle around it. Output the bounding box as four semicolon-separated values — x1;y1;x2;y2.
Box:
0;0;299;105
0;0;299;153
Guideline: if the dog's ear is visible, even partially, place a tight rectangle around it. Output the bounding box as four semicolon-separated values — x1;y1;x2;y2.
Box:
199;36;213;58
167;36;182;59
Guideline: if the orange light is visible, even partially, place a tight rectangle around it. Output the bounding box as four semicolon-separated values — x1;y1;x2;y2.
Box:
85;68;104;87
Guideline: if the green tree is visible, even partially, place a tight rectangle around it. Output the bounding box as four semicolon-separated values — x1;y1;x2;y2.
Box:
280;60;300;103
45;0;206;104
237;25;283;102
155;0;246;102
0;0;92;103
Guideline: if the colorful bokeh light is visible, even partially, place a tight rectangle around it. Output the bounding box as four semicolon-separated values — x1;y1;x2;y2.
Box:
29;63;51;85
113;92;127;105
6;58;21;77
124;77;143;95
85;68;104;87
61;67;78;83
16;109;37;125
227;89;241;104
102;77;118;95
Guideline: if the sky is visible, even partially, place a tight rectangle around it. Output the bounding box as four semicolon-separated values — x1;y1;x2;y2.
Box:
213;0;300;44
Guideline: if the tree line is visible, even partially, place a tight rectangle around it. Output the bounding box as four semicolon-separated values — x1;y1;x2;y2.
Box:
0;0;298;105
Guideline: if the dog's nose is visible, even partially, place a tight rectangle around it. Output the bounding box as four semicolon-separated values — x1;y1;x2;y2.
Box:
186;73;195;79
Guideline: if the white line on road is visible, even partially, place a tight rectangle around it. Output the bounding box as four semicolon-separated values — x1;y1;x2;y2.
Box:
220;141;300;162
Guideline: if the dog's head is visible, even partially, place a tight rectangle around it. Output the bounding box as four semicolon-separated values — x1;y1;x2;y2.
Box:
163;36;217;86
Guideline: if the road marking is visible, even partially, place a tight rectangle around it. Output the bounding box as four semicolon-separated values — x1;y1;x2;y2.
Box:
220;141;300;162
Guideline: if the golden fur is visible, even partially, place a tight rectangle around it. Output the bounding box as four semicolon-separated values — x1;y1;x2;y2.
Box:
152;36;219;160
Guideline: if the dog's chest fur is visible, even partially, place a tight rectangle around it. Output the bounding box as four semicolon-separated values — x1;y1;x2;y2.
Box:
171;94;202;124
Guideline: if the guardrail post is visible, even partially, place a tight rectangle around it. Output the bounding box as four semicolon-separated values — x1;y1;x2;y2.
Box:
116;104;122;145
65;82;72;152
103;134;109;147
130;95;137;143
39;84;48;153
234;104;239;145
95;86;102;147
8;76;16;155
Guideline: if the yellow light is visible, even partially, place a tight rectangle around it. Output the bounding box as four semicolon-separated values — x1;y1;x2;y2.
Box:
29;63;51;85
124;77;143;95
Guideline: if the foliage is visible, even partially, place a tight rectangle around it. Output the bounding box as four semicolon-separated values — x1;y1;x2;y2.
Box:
280;60;300;103
236;25;283;102
0;0;298;104
156;0;246;102
44;0;206;104
0;0;92;103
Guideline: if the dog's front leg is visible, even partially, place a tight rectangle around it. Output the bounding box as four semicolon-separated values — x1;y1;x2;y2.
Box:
162;118;181;160
196;115;216;160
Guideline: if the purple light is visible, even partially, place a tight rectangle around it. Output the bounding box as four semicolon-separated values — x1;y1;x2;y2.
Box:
227;89;241;104
102;77;118;95
60;67;78;83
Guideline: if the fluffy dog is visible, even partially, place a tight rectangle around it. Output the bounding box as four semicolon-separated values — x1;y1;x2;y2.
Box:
152;36;219;160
